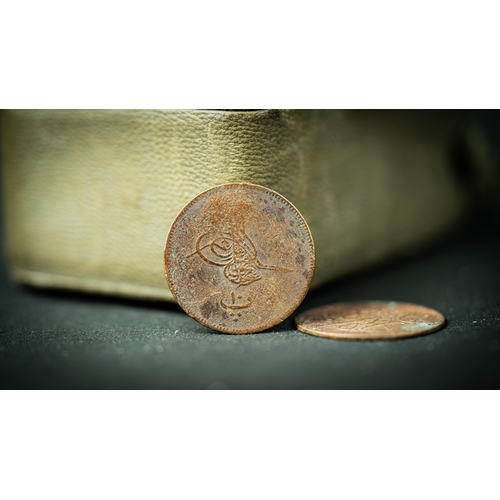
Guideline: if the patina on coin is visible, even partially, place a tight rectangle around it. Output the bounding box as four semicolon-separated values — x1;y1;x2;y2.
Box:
164;183;315;334
295;301;445;340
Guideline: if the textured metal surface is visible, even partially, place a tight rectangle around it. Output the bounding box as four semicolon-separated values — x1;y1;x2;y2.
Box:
164;183;315;334
295;301;446;340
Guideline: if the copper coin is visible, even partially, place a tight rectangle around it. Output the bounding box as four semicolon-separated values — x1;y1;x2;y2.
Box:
295;301;445;340
164;183;315;334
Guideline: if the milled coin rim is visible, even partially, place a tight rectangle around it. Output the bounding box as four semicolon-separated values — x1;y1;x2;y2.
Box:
164;182;316;334
295;301;446;340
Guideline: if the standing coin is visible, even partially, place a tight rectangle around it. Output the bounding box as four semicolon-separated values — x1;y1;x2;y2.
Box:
295;301;445;340
164;183;315;334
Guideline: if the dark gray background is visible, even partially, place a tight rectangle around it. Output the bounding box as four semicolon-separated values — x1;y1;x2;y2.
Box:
1;111;499;389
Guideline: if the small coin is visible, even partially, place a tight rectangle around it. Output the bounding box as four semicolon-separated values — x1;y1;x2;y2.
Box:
164;183;315;334
295;301;445;340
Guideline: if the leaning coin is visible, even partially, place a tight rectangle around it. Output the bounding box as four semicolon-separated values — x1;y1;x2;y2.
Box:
164;183;315;334
295;301;445;340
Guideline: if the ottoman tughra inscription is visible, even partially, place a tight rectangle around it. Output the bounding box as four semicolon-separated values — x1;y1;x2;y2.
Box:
187;223;291;287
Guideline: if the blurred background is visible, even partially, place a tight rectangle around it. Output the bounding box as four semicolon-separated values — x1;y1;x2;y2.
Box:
0;110;499;389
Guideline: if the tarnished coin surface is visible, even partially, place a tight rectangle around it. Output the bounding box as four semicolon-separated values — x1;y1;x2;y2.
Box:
164;183;315;334
295;301;445;340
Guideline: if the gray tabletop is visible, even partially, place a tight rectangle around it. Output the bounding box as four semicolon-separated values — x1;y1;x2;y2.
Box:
1;213;499;389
